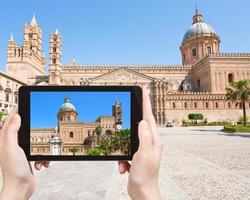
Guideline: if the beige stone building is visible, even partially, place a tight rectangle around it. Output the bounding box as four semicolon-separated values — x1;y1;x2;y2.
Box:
2;9;250;127
0;71;26;127
31;97;122;155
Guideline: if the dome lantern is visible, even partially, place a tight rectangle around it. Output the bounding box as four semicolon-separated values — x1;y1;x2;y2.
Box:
192;9;203;24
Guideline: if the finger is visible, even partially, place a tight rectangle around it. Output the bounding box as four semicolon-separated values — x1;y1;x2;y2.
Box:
118;161;131;174
142;85;162;146
138;120;153;152
44;161;50;168
142;85;156;128
1;108;17;132
4;113;21;146
34;162;42;170
34;161;50;170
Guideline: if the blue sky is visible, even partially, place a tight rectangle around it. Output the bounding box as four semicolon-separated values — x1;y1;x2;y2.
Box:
30;91;130;129
0;0;250;71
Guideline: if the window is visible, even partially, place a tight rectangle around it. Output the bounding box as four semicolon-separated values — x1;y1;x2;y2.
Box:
197;79;201;89
184;102;187;109
52;58;56;64
207;46;212;54
215;102;218;108
194;102;197;108
206;102;209;109
228;102;231;108
67;116;70;121
29;34;33;39
5;93;9;102
70;132;74;138
53;47;56;53
228;73;234;83
173;103;176;109
192;48;197;57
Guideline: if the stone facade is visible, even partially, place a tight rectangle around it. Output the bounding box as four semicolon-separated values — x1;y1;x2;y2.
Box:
1;9;250;127
0;71;26;127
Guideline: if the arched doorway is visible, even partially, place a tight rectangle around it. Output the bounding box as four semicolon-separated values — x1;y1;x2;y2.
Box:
105;130;113;137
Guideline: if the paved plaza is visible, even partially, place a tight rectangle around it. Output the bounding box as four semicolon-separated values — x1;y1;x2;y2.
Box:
1;126;250;199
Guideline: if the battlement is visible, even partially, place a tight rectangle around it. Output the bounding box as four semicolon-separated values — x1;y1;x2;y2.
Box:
164;92;227;100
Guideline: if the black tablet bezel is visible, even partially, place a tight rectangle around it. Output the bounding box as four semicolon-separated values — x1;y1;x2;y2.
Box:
18;85;142;161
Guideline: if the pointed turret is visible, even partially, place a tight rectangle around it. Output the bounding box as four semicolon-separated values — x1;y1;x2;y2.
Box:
30;15;38;27
9;32;14;42
55;28;59;35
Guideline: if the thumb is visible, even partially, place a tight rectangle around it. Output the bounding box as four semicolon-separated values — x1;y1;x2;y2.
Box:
4;113;21;146
138;120;153;152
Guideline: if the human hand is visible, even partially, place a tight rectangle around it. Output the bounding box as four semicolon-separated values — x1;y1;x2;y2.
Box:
118;85;163;200
0;108;49;200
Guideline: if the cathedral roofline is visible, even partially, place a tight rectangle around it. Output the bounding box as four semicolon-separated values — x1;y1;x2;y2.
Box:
192;52;250;69
60;64;192;69
0;70;27;85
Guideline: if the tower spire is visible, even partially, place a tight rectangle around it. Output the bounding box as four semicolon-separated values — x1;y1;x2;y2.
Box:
31;14;38;27
55;28;59;35
9;32;14;41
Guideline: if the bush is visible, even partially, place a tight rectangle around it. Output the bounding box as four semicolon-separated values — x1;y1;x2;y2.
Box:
237;116;250;124
188;113;204;122
224;125;250;133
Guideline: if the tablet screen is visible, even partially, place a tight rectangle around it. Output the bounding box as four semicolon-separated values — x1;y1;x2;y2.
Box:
30;91;131;156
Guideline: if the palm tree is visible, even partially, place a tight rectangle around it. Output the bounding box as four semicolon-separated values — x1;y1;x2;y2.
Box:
69;146;80;156
0;111;5;121
226;80;250;126
95;125;102;144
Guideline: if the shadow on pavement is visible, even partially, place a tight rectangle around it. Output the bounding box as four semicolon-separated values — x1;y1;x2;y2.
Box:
190;129;222;132
218;133;250;138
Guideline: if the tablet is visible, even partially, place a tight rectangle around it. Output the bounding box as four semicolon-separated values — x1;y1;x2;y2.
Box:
18;86;142;161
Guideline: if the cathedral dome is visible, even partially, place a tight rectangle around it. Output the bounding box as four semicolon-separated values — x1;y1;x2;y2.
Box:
182;22;216;43
59;97;76;112
182;9;217;43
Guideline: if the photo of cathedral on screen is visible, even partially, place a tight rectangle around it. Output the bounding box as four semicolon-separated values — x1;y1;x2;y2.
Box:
1;9;250;127
31;96;124;156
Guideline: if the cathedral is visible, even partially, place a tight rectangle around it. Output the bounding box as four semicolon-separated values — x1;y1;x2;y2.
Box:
3;9;250;125
31;96;122;155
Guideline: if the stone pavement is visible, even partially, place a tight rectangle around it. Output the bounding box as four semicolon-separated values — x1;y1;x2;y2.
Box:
1;126;250;199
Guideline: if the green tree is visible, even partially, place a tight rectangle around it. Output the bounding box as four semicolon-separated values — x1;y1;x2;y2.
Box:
226;80;250;126
69;146;80;156
188;113;203;124
95;125;102;144
111;129;131;155
86;147;103;156
0;111;5;121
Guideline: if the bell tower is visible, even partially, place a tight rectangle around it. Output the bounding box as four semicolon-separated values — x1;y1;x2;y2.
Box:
112;100;122;129
49;29;62;85
6;15;46;84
